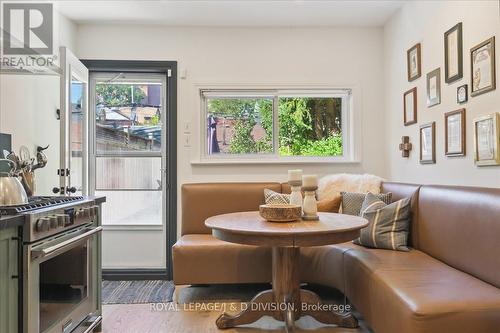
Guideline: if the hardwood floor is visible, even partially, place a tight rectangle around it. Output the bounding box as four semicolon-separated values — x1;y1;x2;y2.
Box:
101;284;372;333
101;303;370;333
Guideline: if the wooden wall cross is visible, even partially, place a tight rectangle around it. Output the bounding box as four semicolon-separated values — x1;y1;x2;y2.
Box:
399;136;412;158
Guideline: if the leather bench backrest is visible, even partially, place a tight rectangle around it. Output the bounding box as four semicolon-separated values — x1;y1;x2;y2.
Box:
417;185;500;288
381;182;421;248
181;182;282;235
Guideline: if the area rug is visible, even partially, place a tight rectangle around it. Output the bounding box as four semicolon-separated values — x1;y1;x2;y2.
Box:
102;280;175;304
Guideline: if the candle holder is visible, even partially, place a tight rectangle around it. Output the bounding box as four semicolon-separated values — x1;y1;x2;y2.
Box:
288;180;303;208
302;185;319;221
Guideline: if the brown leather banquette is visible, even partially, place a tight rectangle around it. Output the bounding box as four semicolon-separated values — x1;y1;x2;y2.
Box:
172;182;500;333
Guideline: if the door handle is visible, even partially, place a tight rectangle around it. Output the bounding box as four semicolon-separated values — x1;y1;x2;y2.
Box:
31;226;102;258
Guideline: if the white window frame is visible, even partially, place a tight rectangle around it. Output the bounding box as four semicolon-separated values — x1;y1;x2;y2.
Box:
198;88;356;164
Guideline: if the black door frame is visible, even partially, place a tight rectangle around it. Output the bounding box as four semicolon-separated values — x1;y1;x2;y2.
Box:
82;60;177;280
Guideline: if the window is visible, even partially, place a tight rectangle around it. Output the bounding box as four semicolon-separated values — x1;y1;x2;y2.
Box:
202;89;351;161
91;72;165;226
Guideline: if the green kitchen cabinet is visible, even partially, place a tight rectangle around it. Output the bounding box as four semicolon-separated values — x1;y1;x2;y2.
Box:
0;227;19;333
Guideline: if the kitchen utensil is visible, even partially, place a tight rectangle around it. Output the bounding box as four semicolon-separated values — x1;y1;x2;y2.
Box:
20;170;35;197
0;159;29;206
32;145;48;171
5;151;21;175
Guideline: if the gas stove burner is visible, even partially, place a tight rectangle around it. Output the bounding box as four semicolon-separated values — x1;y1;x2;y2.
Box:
0;196;85;215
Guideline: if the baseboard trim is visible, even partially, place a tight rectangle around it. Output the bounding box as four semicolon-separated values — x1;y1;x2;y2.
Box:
102;269;168;281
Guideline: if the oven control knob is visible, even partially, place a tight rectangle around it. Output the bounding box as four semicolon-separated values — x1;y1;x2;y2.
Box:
88;207;95;218
93;206;99;217
36;218;50;232
56;214;66;227
49;216;58;229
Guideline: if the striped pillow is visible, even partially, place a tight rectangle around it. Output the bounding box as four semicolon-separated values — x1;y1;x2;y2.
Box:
354;192;411;251
340;191;392;216
264;189;290;205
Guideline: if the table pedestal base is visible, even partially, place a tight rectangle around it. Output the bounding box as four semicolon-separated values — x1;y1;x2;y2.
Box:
216;247;358;331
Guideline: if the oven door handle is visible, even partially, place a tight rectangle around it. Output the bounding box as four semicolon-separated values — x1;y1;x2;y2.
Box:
32;226;103;258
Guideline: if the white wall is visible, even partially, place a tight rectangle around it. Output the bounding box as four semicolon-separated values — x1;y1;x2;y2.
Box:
0;11;78;194
384;0;500;187
75;25;387;268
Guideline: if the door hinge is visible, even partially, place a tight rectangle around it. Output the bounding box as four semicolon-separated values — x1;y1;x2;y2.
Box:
167;69;172;77
57;168;70;176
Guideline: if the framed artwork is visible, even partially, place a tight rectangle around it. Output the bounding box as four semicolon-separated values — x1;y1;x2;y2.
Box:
420;122;436;164
403;87;417;126
471;37;496;96
407;43;422;82
426;68;441;107
445;109;466;157
473;113;500;166
444;23;463;83
457;84;468;104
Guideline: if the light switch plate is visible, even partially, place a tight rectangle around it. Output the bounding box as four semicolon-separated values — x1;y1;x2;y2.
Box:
183;122;191;133
183;134;191;147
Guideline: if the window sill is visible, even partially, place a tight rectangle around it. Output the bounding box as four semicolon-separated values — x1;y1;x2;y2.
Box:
191;158;361;166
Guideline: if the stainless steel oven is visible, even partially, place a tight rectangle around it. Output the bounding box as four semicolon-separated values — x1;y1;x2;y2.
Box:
18;198;103;333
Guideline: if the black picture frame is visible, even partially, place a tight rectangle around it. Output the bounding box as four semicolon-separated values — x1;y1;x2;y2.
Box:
457;84;468;104
444;22;463;83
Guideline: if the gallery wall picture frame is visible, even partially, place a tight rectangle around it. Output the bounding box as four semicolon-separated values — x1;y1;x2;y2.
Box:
457;84;468;104
473;113;500;166
444;22;463;83
471;36;496;97
426;68;441;107
420;122;436;164
407;43;422;82
445;108;466;157
404;87;418;126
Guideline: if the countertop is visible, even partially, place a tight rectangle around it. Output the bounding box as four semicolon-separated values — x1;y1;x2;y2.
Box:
90;196;106;205
0;214;24;231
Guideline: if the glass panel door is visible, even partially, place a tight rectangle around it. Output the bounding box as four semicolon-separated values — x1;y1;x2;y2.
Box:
90;73;166;226
70;77;85;194
60;47;89;195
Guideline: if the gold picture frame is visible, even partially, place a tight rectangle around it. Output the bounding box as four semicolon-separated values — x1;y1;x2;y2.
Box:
471;37;496;97
473;113;500;166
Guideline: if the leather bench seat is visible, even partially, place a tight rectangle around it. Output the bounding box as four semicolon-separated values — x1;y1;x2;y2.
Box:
344;247;500;333
173;234;271;285
300;243;359;293
174;181;500;333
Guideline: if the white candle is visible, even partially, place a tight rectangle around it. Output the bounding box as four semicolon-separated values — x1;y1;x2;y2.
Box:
302;175;318;188
288;169;303;182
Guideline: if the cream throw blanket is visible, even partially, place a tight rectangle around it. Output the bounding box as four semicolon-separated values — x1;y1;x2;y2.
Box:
317;173;384;201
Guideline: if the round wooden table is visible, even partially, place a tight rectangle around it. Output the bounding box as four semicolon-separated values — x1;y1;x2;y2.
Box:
205;211;369;332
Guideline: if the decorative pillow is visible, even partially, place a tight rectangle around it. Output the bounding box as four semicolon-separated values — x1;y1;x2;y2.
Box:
340;191;392;216
353;192;411;251
317;195;341;213
264;189;290;205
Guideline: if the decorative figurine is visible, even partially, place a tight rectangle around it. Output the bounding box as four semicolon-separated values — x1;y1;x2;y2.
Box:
302;175;319;221
288;169;303;208
399;136;412;158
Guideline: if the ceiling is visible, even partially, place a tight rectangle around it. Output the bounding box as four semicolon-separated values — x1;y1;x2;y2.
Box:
55;0;405;27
